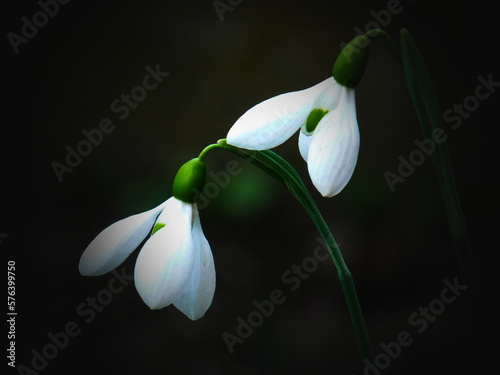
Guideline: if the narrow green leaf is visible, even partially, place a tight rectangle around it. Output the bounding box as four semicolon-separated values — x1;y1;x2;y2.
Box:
400;29;475;292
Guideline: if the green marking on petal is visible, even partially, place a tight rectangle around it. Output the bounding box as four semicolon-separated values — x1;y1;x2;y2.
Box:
305;108;329;134
151;223;166;236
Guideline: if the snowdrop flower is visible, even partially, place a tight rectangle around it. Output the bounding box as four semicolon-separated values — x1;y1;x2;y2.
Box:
227;36;370;197
79;158;215;320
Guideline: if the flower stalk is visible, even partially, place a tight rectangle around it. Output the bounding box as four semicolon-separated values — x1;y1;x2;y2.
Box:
200;139;373;364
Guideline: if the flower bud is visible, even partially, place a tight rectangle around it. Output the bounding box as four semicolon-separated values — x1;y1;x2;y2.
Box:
333;35;371;88
172;158;206;203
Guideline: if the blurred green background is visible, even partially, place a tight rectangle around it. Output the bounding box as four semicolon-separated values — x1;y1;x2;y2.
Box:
3;0;498;374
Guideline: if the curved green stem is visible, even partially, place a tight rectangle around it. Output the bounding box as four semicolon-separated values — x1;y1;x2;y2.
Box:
198;143;222;161
200;139;373;364
366;28;401;62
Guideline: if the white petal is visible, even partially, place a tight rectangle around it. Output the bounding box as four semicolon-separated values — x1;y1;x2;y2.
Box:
298;131;313;162
307;89;359;197
134;199;195;309
227;78;334;150
173;206;215;320
154;196;189;226
312;79;343;110
78;200;167;276
298;80;343;162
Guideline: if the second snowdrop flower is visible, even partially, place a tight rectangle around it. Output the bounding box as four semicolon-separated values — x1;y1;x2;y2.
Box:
227;35;370;197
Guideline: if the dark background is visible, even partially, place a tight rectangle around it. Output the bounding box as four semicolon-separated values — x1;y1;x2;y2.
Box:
2;0;498;374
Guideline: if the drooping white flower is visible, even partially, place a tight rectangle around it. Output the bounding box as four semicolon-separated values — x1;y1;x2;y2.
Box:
227;33;371;197
79;196;215;320
226;77;360;197
134;197;215;320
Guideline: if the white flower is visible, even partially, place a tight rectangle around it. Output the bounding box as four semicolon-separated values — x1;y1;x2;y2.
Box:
79;197;215;320
226;77;360;197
